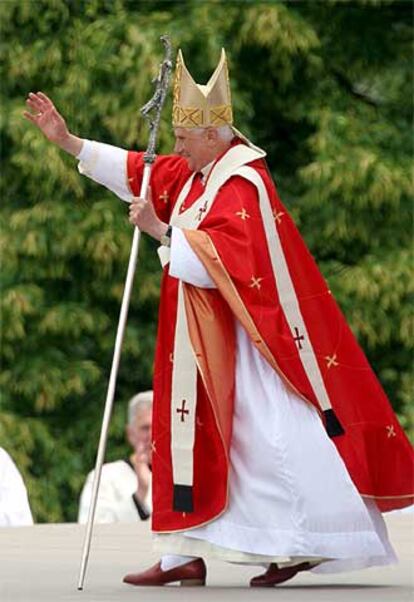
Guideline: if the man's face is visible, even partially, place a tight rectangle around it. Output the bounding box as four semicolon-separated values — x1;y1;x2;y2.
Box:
127;407;152;461
174;127;210;172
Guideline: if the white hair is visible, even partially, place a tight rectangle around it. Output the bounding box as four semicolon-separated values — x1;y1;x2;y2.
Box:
128;390;153;425
192;125;235;142
215;125;235;142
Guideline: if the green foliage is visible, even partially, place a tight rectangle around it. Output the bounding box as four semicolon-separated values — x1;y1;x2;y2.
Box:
1;0;412;522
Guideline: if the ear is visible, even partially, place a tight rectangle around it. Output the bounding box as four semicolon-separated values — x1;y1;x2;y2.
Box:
205;127;219;146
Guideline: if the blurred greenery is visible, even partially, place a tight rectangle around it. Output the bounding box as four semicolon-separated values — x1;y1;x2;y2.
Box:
0;0;412;522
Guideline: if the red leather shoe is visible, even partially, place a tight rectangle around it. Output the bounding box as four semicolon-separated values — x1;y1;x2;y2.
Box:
123;558;206;587
250;561;311;587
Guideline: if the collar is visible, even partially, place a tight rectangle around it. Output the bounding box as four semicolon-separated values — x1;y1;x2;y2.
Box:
198;139;245;185
199;160;215;184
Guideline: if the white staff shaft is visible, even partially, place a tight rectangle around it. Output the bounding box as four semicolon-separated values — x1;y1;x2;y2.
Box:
77;164;152;591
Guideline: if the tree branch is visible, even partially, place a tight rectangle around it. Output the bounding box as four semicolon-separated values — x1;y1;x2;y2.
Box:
331;69;381;108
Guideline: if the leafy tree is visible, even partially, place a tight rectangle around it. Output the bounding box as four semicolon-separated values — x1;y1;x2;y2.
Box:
1;0;412;522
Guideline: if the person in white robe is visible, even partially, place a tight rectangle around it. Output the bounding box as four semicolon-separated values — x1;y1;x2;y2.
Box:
0;447;33;527
78;391;152;523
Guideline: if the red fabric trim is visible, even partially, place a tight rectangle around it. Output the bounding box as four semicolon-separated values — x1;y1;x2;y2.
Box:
151;275;229;532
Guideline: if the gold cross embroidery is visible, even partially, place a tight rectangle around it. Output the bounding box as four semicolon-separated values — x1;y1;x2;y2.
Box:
159;190;169;204
210;105;232;126
273;209;285;224
325;354;339;368
386;425;396;438
249;276;263;290
180;107;203;127
236;208;250;221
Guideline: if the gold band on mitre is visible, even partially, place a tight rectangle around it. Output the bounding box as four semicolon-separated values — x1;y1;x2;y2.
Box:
172;48;233;129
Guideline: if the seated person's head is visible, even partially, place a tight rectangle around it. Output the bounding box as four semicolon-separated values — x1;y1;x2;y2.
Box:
126;391;153;463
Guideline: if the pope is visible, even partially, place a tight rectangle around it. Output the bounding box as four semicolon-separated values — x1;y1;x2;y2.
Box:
24;48;413;588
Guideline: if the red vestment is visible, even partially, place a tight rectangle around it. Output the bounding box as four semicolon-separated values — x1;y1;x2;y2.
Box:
127;144;414;533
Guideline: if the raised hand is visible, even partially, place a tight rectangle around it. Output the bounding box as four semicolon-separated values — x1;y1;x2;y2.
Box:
24;92;68;142
131;441;152;504
23;92;83;156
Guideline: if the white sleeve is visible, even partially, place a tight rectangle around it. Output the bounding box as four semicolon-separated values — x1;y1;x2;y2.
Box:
169;228;216;289
77;140;132;203
78;469;117;524
0;449;33;527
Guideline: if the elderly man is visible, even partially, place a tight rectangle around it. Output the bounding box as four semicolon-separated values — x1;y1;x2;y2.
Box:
78;391;152;523
24;48;413;588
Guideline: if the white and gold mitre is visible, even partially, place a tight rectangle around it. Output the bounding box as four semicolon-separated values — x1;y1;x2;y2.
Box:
172;48;233;129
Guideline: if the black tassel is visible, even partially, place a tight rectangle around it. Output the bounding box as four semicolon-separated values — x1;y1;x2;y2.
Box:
173;484;194;512
324;408;345;438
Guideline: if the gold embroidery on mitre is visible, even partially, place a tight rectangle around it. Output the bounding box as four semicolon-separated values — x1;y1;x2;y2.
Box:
173;59;182;106
172;48;233;128
176;106;204;127
210;104;233;126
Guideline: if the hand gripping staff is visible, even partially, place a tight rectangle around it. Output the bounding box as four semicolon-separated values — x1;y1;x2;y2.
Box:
77;35;173;591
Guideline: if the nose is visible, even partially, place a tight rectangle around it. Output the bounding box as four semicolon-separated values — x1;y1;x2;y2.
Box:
174;140;182;154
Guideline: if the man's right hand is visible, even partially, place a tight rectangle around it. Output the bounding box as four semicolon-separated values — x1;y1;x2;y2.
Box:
131;442;152;505
23;92;83;157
